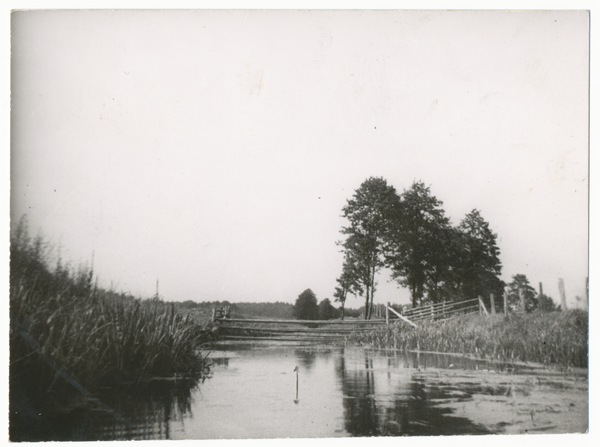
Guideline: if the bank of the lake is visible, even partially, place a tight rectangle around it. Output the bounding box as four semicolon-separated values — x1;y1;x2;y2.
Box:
9;221;213;441
346;310;588;368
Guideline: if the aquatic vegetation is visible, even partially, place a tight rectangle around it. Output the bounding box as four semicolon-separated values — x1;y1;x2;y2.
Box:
9;220;212;403
346;311;588;368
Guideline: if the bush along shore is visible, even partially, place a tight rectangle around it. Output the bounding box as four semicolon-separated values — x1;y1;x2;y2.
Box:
10;220;213;424
346;311;588;368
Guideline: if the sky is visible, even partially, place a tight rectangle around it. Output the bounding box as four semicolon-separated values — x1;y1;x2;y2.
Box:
10;9;590;308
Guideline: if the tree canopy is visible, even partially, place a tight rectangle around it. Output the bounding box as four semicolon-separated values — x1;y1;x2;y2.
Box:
507;274;537;312
337;178;505;310
384;181;451;307
457;210;503;298
293;289;319;320
338;177;400;319
333;257;362;320
317;298;338;320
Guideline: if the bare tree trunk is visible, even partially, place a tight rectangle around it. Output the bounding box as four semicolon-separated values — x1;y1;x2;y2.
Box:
364;287;370;320
369;265;376;319
518;288;525;313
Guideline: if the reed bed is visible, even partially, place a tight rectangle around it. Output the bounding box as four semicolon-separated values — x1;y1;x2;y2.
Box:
10;223;212;402
346;311;588;368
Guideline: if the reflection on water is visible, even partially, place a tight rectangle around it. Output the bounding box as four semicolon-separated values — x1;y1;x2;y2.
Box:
335;349;491;436
296;349;318;371
13;344;585;440
10;378;202;441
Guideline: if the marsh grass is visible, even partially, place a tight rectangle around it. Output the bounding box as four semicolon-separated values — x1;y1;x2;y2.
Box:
346;311;588;368
10;219;212;404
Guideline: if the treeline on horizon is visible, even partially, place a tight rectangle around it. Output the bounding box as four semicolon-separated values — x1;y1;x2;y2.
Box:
176;298;365;321
333;177;557;320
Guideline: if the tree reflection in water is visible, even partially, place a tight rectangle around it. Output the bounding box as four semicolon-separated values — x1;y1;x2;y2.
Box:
295;349;318;371
335;348;491;436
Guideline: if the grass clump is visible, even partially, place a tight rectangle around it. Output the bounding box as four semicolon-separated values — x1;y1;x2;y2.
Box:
10;218;212;403
347;310;588;368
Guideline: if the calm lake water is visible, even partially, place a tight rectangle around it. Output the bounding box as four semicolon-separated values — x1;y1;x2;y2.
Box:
14;343;588;440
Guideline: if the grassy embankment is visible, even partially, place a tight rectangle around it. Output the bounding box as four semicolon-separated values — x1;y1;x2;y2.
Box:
346;311;588;368
10;221;212;406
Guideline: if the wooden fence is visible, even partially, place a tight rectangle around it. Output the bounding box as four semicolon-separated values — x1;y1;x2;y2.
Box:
213;317;387;342
212;297;486;342
399;298;481;323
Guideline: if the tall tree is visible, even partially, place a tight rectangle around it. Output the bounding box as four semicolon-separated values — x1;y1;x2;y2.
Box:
333;258;363;320
339;177;400;319
318;298;338;320
455;209;503;306
506;274;537;312
385;181;450;307
422;225;462;304
332;286;348;320
293;289;319;320
538;293;557;312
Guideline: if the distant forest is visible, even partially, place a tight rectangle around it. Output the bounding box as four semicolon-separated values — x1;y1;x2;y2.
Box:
175;300;363;321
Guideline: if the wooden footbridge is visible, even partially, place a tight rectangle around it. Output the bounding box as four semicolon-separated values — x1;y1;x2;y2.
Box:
212;297;487;343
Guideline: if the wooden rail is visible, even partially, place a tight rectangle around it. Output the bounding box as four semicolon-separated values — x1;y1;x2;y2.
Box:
213;314;386;343
212;296;485;343
216;318;387;325
221;335;347;342
219;325;360;333
386;305;417;328
400;298;480;322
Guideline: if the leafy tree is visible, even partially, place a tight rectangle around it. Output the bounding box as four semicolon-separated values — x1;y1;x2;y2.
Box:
454;210;504;307
385;181;451;307
339;177;400;319
507;274;537;312
422;225;464;304
420;226;468;303
293;289;319;320
538;293;557;312
332;286;347;320
318;298;338;320
333;258;363;320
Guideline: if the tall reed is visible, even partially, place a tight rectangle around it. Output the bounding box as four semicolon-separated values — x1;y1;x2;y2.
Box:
346;311;588;368
10;219;212;402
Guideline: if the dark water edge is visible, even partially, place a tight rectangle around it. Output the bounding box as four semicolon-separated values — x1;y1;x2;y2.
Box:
9;377;204;441
9;343;587;441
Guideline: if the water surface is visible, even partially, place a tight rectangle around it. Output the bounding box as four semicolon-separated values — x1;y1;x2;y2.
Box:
13;343;587;440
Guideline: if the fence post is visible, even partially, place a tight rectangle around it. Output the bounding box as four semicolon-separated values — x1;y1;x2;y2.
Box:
586;277;589;310
558;278;567;310
503;291;508;314
490;293;496;315
212;307;216;322
386;302;390;326
478;296;489;316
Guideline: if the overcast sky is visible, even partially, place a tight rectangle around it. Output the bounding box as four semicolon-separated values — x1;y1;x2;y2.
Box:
10;10;589;307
